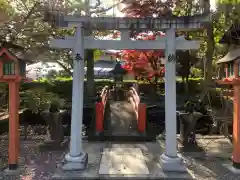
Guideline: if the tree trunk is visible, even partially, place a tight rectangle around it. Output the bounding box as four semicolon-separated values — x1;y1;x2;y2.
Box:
84;0;95;107
204;23;214;86
185;75;189;94
86;49;95;105
203;0;214;87
56;60;73;76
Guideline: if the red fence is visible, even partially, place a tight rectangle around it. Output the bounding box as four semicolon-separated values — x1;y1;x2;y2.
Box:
95;86;109;134
95;86;147;135
128;87;147;133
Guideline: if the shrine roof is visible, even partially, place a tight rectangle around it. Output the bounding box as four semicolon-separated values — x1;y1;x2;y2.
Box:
110;61;127;75
0;47;32;63
216;47;240;64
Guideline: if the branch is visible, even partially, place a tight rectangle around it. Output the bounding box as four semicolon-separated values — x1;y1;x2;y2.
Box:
9;2;40;41
90;0;101;9
66;54;74;69
17;0;30;12
90;0;123;14
0;41;25;50
56;60;73;77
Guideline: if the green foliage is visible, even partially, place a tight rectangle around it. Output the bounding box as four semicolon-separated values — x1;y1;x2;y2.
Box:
191;68;203;78
93;49;104;61
20;89;63;113
20;77;203;102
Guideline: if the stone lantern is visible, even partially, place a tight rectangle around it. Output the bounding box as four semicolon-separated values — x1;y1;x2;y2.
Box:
0;47;29;170
0;48;27;81
110;61;127;101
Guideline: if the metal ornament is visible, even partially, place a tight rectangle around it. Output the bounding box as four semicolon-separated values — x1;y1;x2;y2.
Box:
168;54;176;62
75;53;83;61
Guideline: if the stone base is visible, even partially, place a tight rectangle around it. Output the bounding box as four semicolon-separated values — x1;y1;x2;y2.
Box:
4;167;22;175
62;152;88;171
177;141;203;153
95;131;104;136
223;163;240;174
88;134;155;142
160;153;187;172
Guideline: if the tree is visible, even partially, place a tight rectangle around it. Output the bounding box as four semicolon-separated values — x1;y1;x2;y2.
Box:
117;0;200;94
114;0;178;91
119;0;175;18
0;0;118;69
112;32;165;85
46;69;58;79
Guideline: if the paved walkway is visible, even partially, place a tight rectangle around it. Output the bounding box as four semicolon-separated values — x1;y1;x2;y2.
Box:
0;135;239;180
107;101;138;136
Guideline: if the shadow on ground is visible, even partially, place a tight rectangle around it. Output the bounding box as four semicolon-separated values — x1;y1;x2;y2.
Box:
0;135;238;180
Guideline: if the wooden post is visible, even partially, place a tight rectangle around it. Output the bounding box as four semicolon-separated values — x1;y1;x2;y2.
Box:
8;81;20;170
225;64;229;78
234;62;239;78
95;102;104;133
138;103;146;133
233;84;240;169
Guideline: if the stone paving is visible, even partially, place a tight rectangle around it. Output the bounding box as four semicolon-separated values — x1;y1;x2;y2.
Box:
0;135;239;180
98;147;150;175
53;142;192;179
108;101;138;136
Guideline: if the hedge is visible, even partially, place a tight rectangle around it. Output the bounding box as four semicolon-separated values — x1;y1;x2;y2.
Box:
19;77;202;100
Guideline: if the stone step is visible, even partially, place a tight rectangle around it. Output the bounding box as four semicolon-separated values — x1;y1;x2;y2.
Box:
99;147;149;175
52;144;193;180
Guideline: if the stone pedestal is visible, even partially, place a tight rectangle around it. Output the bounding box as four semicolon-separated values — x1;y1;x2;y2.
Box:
178;112;203;145
62;152;88;171
160;153;187;172
39;110;65;150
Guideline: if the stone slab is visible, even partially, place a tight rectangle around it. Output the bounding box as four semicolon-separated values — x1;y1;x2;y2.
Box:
223;163;240;174
52;142;194;179
109;101;138;136
99;147;149;175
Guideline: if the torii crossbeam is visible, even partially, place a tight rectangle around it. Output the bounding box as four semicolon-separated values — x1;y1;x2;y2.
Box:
50;36;200;50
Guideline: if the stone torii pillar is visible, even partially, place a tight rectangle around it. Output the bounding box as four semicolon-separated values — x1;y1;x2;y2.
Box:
62;24;88;170
160;28;186;171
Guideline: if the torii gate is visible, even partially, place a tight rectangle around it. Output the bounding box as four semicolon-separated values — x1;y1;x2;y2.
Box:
49;15;210;171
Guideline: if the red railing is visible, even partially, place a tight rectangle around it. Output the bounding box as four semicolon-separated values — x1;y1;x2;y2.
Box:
95;86;109;134
128;87;147;133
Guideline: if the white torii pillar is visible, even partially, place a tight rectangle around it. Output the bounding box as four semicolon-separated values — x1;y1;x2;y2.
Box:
62;24;88;170
50;30;200;171
160;28;186;172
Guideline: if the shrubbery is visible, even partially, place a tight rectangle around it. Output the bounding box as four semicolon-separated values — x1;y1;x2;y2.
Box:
20;77;203;100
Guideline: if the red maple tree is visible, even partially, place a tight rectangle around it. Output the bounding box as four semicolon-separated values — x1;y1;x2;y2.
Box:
118;0;175;17
111;0;179;83
112;32;165;82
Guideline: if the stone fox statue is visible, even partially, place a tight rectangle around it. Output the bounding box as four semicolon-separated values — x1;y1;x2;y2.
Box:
41;103;64;144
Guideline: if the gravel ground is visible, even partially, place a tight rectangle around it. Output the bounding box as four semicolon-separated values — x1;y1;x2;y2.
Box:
0;125;65;180
180;136;239;180
0;127;239;180
0;138;65;180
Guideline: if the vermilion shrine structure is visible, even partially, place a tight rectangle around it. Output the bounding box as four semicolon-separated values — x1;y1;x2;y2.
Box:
216;23;240;171
0;47;29;170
